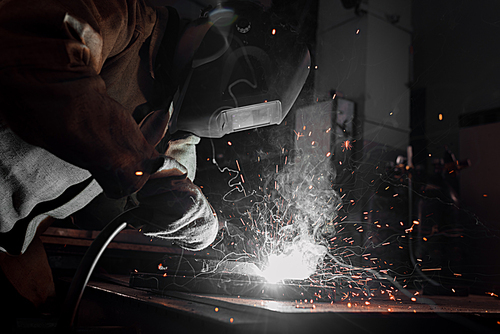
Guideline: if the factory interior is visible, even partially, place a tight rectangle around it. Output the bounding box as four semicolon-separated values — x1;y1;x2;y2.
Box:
1;0;500;333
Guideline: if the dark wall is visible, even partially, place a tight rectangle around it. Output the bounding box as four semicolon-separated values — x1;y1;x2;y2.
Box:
411;0;500;288
411;0;500;156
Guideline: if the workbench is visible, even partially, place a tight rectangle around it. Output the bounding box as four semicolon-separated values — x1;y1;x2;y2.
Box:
71;275;500;334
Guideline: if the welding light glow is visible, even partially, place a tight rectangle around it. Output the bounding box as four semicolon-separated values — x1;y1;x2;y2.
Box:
260;251;309;283
259;241;327;283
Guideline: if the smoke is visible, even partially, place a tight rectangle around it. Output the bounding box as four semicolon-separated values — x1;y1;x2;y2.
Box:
227;135;342;282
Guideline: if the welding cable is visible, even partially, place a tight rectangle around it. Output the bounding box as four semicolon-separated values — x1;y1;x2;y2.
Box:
56;207;141;332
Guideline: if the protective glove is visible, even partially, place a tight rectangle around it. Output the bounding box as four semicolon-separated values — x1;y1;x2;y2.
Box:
132;156;218;251
165;133;200;182
133;106;217;251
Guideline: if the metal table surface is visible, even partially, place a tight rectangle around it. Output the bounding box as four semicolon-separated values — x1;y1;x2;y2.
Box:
74;275;500;334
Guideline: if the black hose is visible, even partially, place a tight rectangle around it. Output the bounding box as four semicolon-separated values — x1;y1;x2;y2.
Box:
56;207;142;332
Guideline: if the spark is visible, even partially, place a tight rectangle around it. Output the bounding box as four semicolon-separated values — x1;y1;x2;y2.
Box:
421;268;442;271
135;170;143;176
405;220;420;233
341;140;352;151
293;130;304;140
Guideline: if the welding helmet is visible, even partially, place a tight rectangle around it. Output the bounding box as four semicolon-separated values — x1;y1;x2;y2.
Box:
169;1;311;138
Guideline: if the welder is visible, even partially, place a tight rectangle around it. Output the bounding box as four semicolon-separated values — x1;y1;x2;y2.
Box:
0;0;309;315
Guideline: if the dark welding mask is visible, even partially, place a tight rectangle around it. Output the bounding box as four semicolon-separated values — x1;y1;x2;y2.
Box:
168;1;311;138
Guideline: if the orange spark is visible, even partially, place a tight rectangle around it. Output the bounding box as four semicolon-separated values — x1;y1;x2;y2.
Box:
341;140;352;151
293;130;304;140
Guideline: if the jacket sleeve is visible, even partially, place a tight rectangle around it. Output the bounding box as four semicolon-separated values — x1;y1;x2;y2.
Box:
0;0;164;199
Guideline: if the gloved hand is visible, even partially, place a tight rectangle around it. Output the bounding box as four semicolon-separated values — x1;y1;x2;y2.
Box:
133;107;218;251
132;156;218;251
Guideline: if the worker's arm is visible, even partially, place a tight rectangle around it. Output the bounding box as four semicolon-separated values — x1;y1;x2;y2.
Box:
0;0;163;198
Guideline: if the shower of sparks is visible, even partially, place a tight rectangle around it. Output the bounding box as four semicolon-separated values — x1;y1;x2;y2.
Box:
206;141;346;288
206;157;403;305
204;137;407;303
175;110;478;306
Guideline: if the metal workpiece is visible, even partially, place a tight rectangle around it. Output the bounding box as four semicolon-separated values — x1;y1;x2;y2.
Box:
129;271;335;302
75;276;500;334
